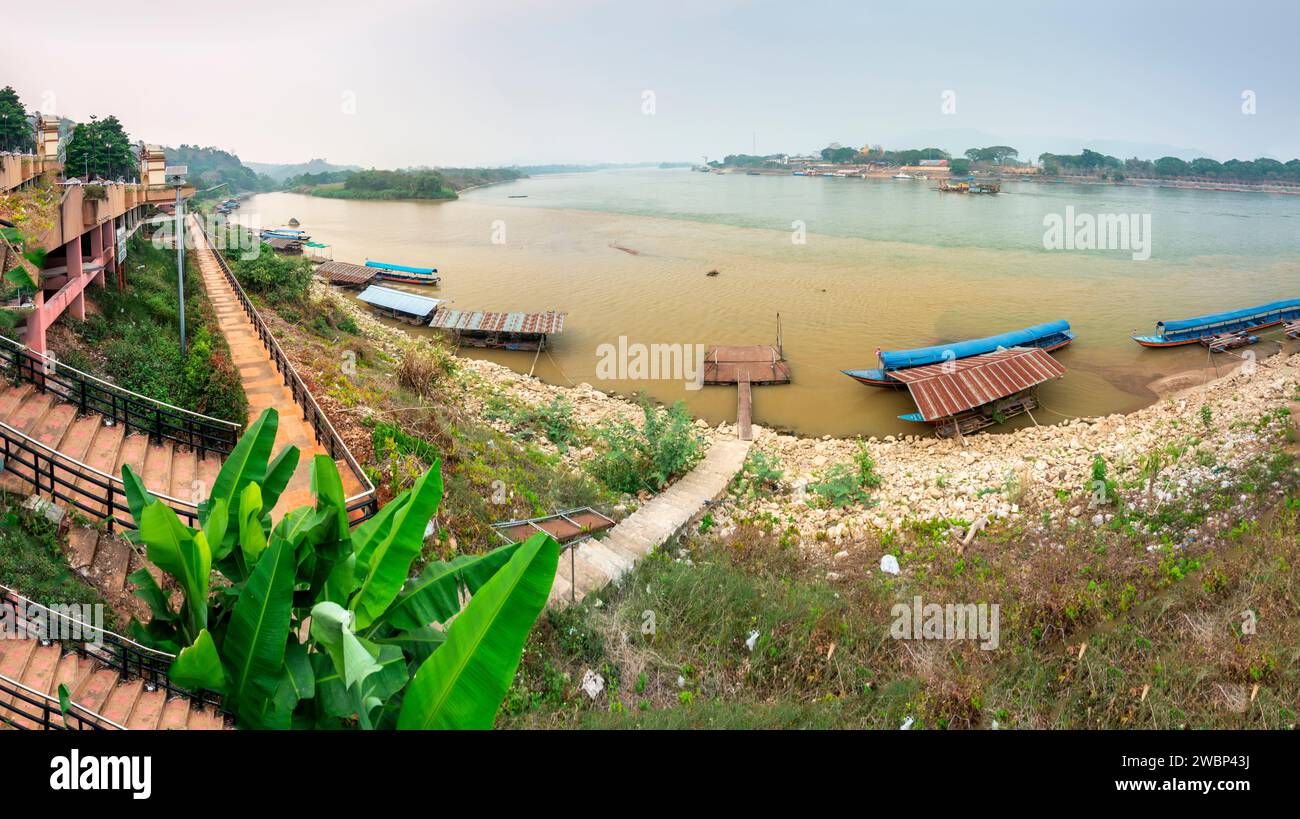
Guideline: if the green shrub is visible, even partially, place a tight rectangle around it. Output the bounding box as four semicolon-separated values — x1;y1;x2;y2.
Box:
589;397;703;494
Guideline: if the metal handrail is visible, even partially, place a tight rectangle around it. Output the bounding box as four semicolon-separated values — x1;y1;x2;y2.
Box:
0;337;239;458
0;583;174;661
188;216;377;520
0;584;223;713
0;417;200;530
0;674;124;730
0;334;240;430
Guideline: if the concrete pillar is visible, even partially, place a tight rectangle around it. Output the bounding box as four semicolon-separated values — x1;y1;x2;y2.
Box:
72;290;85;321
89;222;106;287
24;289;48;356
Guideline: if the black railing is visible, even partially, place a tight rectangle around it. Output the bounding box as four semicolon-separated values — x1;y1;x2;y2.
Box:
0;678;118;730
189;216;377;522
0;419;199;531
0;584;224;720
0;335;240;458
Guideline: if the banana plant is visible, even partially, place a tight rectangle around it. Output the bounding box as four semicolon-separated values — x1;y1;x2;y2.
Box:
123;408;559;729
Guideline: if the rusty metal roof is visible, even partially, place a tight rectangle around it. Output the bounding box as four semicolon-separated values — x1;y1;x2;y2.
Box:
318;260;378;286
891;348;1066;421
492;508;615;546
428;308;566;335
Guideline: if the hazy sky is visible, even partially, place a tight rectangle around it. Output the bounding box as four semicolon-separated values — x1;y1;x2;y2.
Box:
6;0;1298;167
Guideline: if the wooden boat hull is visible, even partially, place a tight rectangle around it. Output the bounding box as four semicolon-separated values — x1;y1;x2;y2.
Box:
845;335;1074;388
376;273;441;286
1134;318;1285;347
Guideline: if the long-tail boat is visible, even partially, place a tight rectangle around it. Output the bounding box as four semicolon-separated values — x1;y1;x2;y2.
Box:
365;259;441;286
842;320;1074;388
1132;299;1300;347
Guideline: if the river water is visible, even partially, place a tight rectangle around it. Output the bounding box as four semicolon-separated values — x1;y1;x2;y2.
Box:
235;170;1300;437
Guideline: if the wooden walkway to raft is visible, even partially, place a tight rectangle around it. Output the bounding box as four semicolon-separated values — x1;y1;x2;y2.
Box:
188;216;365;515
548;438;751;606
703;344;790;442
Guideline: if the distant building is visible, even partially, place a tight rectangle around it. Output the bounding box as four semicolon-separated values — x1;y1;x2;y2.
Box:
139;143;167;186
918;158;949;167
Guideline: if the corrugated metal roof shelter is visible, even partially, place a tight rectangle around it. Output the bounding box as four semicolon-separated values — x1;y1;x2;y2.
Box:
318;261;378;288
357;285;443;322
428;309;566;335
428;308;567;350
891;348;1065;422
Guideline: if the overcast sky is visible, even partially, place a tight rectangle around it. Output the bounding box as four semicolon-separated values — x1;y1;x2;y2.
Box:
5;0;1298;168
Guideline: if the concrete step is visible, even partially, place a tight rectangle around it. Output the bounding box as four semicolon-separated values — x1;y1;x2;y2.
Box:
124;686;167;730
142;439;174;501
169;445;199;506
98;677;143;726
75;421;126;516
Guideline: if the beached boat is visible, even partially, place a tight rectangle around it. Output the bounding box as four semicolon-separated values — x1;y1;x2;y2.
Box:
1132;298;1300;347
260;226;310;242
365;259;441;286
892;172;912;179
842;320;1075;388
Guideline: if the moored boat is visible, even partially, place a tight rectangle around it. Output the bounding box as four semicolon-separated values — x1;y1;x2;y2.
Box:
842;320;1075;388
365;259;441;286
1285;320;1300;339
1132;298;1300;347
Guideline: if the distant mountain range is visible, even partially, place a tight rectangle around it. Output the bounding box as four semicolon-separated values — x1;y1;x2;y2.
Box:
243;158;363;182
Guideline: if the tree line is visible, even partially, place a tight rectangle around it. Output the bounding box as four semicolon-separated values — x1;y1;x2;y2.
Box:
1039;148;1300;184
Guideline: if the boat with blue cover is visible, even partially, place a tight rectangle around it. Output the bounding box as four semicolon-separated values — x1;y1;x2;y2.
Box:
842;320;1075;388
365;259;441;286
1132;299;1300;347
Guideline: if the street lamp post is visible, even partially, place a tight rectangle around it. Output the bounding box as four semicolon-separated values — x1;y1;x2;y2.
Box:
166;166;188;355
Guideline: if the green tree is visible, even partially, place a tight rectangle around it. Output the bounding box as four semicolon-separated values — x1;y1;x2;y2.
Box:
123;408;560;729
65;114;136;180
1153;156;1189;177
0;86;35;153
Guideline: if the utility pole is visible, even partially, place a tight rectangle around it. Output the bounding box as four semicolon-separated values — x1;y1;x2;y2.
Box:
167;165;188;355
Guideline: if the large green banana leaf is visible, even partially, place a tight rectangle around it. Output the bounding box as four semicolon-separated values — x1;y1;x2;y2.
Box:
397;532;558;730
222;535;296;719
350;467;444;630
138;502;211;641
381;541;524;631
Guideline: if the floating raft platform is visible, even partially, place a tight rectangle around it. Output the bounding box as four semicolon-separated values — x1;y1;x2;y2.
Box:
894;347;1065;438
702;345;792;386
357;284;444;324
428;308;566;351
318;260;379;288
702;336;791;441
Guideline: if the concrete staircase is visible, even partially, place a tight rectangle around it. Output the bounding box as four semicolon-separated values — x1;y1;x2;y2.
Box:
549;437;752;605
0;381;223;513
0;638;227;730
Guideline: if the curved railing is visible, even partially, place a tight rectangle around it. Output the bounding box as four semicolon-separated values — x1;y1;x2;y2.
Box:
0;334;240;457
189;216;377;522
0;583;223;729
0;418;201;530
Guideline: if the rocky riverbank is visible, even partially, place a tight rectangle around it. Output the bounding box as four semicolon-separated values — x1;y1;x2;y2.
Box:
321;279;1299;540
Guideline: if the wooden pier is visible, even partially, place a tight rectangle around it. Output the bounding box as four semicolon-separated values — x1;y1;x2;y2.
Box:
702;319;791;441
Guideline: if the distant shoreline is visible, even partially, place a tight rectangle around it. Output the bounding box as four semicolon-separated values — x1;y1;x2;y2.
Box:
712;165;1300;195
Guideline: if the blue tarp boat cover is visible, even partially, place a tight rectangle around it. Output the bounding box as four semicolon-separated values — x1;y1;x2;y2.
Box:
1158;299;1300;334
357;285;443;317
878;320;1071;371
366;260;438;275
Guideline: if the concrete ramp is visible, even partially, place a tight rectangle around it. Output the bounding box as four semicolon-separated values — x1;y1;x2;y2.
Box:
549;438;751;605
